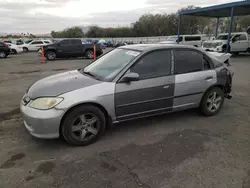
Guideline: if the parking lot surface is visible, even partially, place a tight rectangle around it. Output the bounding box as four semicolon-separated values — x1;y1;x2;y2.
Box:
0;52;250;188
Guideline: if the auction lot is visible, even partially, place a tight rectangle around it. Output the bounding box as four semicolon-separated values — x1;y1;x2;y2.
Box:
0;52;250;188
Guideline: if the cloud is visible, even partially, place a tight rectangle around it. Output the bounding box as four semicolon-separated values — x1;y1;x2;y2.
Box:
0;0;237;34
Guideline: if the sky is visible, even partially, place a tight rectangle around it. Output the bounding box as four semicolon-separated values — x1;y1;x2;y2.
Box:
0;0;238;34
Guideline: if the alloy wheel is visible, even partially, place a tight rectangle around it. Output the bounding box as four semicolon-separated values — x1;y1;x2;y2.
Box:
71;113;100;142
0;52;5;58
87;51;94;59
47;52;56;60
206;92;222;112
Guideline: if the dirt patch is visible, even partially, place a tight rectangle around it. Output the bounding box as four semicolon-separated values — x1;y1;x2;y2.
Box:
0;153;26;169
36;161;56;174
0;108;20;123
9;70;42;74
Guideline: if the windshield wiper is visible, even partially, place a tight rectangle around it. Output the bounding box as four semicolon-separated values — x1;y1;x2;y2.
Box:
82;70;100;80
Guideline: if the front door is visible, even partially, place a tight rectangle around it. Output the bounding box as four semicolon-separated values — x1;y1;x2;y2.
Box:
115;50;174;121
173;49;216;111
57;39;70;57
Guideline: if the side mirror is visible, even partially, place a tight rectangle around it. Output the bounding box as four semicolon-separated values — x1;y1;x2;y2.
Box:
120;72;139;83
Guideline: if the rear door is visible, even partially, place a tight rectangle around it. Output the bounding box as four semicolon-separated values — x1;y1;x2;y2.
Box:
173;49;216;111
115;49;175;121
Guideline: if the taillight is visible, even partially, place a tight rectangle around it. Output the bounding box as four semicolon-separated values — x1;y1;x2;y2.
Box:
4;43;8;47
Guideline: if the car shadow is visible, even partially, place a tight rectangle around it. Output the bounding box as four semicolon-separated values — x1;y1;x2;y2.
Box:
30;108;199;149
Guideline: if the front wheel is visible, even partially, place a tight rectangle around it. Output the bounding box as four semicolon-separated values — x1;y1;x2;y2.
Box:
85;50;94;59
0;52;6;58
200;87;225;116
13;49;17;54
45;51;56;61
61;105;106;146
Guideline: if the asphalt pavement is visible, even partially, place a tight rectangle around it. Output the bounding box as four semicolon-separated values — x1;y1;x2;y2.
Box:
0;52;250;188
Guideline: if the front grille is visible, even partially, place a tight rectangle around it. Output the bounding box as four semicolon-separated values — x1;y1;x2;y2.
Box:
203;43;213;48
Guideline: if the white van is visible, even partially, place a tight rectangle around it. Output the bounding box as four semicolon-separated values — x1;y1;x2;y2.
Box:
160;35;210;47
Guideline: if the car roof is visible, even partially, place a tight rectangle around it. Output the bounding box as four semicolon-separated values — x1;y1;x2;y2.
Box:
119;44;200;52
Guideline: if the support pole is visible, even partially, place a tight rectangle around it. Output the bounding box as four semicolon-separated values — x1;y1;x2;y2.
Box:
227;7;234;53
215;17;220;38
177;14;181;44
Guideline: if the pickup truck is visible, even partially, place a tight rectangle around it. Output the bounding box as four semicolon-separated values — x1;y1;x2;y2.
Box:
43;39;103;60
202;32;250;55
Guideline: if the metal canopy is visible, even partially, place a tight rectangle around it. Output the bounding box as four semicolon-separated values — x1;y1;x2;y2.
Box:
177;1;250;53
179;1;250;17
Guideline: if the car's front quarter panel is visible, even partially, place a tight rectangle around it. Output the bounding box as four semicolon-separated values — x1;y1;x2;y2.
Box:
56;82;116;120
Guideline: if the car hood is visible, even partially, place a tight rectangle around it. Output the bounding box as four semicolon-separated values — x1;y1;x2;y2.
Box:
27;70;101;99
160;41;176;44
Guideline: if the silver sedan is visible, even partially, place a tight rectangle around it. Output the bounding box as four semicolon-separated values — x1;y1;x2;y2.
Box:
20;44;233;146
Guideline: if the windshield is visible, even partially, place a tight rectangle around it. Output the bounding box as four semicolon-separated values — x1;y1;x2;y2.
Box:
216;35;233;40
166;36;177;41
83;48;141;81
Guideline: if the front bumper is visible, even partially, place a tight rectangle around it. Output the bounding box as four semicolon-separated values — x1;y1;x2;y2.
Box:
20;103;65;139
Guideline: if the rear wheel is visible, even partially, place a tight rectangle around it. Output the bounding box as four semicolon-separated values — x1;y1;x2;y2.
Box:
23;47;29;52
61;105;106;146
233;52;239;55
0;51;6;58
85;50;94;59
45;51;56;61
200;87;225;116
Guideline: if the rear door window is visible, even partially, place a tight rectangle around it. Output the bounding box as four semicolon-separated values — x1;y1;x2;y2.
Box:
174;49;203;74
71;39;82;45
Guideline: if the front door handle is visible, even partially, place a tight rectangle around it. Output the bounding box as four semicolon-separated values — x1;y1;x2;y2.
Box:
163;85;169;89
205;76;213;81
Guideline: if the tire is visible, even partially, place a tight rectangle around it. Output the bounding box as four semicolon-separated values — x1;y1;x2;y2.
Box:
200;87;225;116
0;51;6;58
233;52;239;56
61;105;106;146
222;45;229;53
247;48;250;53
13;49;17;54
85;50;94;59
23;47;29;52
45;51;56;61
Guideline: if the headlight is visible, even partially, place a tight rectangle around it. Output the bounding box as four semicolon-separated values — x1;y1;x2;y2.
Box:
29;97;63;110
216;42;222;46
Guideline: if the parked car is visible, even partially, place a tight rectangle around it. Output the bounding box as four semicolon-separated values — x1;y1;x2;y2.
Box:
20;44;233;146
202;32;250;55
23;40;51;52
160;35;210;47
0;42;10;58
43;39;103;60
4;42;23;54
96;42;107;49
